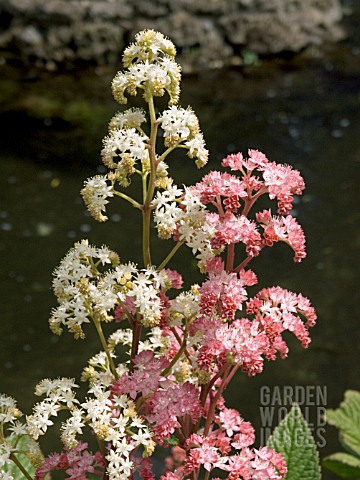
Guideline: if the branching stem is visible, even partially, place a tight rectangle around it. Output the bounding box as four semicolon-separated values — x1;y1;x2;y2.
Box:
158;240;185;271
113;190;142;209
93;318;118;380
203;364;231;437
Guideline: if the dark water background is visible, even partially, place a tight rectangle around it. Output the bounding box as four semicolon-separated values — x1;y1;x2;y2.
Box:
1;6;360;479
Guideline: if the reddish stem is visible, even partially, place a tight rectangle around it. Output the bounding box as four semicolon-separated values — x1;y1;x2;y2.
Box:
201;364;229;408
223;363;241;390
233;255;252;273
241;186;267;217
215;195;224;217
203;470;210;480
226;242;235;272
203;364;231;437
170;327;192;362
130;321;142;371
175;427;186;444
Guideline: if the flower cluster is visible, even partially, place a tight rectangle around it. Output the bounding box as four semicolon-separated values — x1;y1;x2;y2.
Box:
50;240;187;336
82;29;208;224
256;210;306;262
0;30;317;480
81;175;114;222
222;150;305;215
112;30;180;105
152;187;215;267
159;106;199;147
27;377;155;480
0;394;42;478
160;404;287;479
112;358;203;445
159;106;208;167
35;442;105;480
152;149;306;270
49;240;120;339
247;286;317;351
190;283;316;377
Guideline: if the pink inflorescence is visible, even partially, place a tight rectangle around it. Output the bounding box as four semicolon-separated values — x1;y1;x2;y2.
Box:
221;149;305;215
159;402;287;480
247;286;317;352
256;209;306;262
105;150;314;478
112;353;203;444
199;265;248;320
144;382;203;443
188;150;307;268
192;246;316;376
111;350;169;400
36;442;105;480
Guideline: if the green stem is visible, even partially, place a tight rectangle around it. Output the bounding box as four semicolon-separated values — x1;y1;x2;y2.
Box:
93;319;119;380
96;434;108;459
144;96;157;207
9;453;32;480
113;190;142;210
158;240;185;271
137;126;147;137
157;144;178;164
13;434;22;449
142;209;152;267
142;173;148;203
142;95;158;267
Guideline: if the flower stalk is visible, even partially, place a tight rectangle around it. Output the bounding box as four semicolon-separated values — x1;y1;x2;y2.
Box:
93;318;119;380
9;453;33;480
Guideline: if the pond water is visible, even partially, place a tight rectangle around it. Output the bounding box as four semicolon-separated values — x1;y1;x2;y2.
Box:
1;8;360;478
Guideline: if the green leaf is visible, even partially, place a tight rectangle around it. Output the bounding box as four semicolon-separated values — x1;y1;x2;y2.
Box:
326;390;360;457
3;434;41;479
166;435;180;446
323;452;360;479
267;403;321;480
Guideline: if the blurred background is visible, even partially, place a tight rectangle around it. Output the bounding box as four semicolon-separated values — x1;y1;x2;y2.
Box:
0;0;359;477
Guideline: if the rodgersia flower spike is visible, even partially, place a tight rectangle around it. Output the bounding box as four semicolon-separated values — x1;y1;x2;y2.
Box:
0;30;316;480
